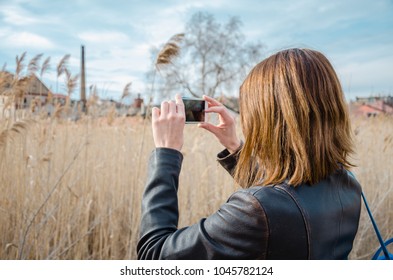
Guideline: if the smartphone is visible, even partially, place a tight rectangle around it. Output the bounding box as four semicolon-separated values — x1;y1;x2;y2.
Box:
182;97;207;123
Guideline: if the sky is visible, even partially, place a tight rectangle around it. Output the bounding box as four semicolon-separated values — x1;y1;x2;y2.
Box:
0;0;392;102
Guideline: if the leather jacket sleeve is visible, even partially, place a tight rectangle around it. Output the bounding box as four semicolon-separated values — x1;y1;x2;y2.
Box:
216;148;239;175
137;148;269;260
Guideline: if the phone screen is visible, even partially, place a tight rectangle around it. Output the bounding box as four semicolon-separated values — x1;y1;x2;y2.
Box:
183;98;206;123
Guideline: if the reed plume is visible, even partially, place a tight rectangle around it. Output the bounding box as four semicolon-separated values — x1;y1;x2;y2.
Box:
57;54;70;77
11;53;26;105
0;69;9;91
56;54;70;93
39;56;51;101
15;52;26;79
0;119;34;148
121;82;132;101
41;57;51;78
62;68;79;118
28;53;43;76
64;69;79;99
155;33;184;69
11;52;28;112
147;33;185;101
87;85;98;106
53;103;63;118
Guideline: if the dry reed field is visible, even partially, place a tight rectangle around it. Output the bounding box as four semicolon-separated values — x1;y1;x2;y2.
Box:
0;114;392;260
349;115;393;259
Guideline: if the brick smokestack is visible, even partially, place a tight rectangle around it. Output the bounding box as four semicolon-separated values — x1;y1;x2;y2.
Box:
80;45;87;112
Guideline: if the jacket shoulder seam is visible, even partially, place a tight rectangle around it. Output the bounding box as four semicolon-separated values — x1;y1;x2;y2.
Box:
274;185;311;259
229;189;270;259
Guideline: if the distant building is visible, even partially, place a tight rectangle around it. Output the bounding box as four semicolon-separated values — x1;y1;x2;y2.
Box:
132;93;144;109
349;95;393;117
128;93;145;116
355;96;393;105
0;71;52;111
1;70;148;119
52;94;67;106
21;74;52;109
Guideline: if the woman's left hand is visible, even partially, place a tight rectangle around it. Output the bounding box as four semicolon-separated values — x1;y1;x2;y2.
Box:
198;95;241;154
151;94;185;152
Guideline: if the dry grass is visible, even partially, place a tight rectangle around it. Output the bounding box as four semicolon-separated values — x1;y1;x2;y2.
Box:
0;115;234;259
349;115;393;259
0;114;391;259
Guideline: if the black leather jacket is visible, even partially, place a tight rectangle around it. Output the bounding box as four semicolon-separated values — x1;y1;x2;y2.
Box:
137;148;362;260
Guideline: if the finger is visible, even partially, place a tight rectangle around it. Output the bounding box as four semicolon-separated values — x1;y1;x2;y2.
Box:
198;122;219;135
204;104;234;122
175;94;184;115
168;100;177;115
203;95;222;107
152;107;160;121
160;101;169;117
205;105;226;113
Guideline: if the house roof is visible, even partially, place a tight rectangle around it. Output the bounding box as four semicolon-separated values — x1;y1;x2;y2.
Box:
350;95;393;116
52;93;67;99
0;71;51;96
357;104;384;113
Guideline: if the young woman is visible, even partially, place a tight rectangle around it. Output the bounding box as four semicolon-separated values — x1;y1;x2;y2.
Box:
137;48;362;259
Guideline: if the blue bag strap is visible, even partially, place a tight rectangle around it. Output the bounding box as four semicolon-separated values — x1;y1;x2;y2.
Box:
361;192;392;260
348;170;392;260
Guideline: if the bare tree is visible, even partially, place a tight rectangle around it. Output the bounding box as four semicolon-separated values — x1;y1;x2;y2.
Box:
153;11;264;99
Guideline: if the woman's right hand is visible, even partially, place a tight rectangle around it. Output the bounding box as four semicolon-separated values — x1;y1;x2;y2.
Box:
198;95;242;154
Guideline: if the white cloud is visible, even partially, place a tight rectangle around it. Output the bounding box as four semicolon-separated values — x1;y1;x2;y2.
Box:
338;55;393;98
0;5;40;26
78;31;130;45
5;32;55;50
1;0;392;101
160;0;224;16
80;43;152;96
0;3;60;27
0;27;9;37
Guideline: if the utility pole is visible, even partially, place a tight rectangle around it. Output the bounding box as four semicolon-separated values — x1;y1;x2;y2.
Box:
80;45;87;113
